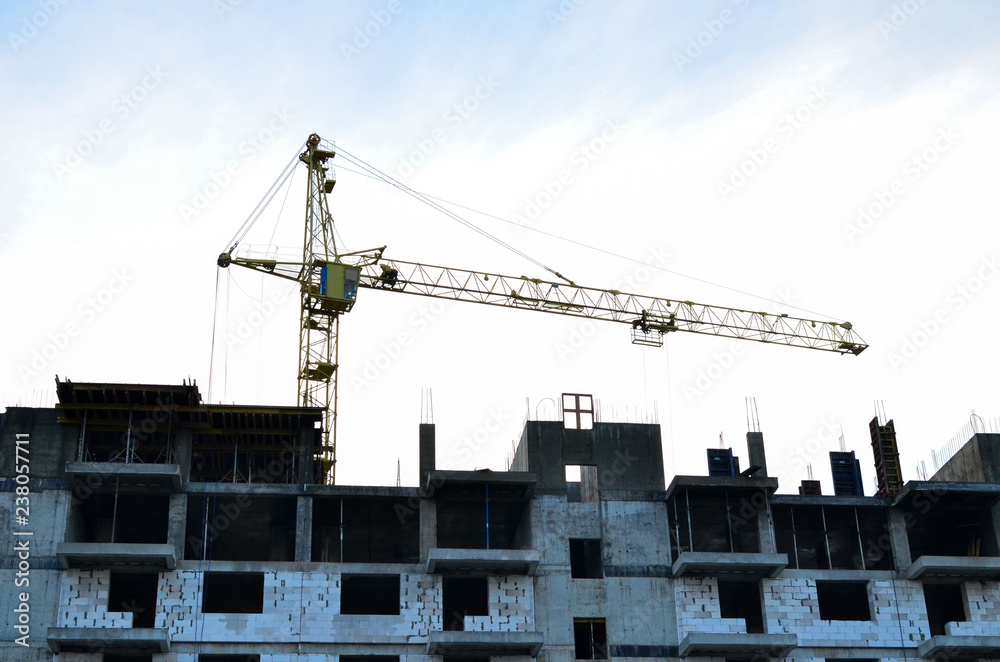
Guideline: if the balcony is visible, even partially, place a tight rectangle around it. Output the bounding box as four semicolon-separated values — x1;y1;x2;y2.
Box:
56;543;176;570
678;633;797;658
427;630;544;657
918;635;1000;660
905;555;1000;580
65;461;182;491
47;627;170;654
427;548;540;575
672;552;787;579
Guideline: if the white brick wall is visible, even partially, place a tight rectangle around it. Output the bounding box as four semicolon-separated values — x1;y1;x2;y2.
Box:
47;569;534;644
161;571;438;643
55;568;133;629
763;577;930;646
673;577;746;635
465;575;535;632
945;580;1000;636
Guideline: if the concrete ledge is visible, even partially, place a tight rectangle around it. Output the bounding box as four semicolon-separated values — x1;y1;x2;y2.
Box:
47;627;170;653
918;635;1000;659
65;461;182;491
678;633;797;657
56;542;176;569
427;630;544;657
666;475;779;498
427;548;539;575
892;481;1000;508
427;470;536;499
672;552;788;578
906;555;1000;579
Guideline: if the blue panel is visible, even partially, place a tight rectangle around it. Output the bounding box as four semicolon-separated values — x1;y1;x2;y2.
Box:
320;266;327;296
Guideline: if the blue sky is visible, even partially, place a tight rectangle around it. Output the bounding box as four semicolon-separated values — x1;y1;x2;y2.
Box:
2;1;999;490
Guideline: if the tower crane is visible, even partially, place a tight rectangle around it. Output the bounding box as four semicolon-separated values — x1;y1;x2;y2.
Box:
217;133;867;484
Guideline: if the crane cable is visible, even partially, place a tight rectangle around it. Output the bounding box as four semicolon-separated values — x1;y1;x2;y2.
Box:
207;268;221;403
330;158;843;321
224;140;305;251
211;142;301;405
334;145;574;284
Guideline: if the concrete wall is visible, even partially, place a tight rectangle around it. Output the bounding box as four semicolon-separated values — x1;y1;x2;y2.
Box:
516;421;665;494
0;407;77;479
932;433;1000;483
601;500;672;576
0;482;70;662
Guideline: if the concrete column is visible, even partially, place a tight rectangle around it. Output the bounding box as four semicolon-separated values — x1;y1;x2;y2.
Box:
887;508;912;570
757;491;777;553
297;424;313;484
296;496;312;562
174;429;193;484
168;493;187;562
418;423;437;565
419;424;435;487
419;497;437;565
746;432;768;477
985;501;1000;557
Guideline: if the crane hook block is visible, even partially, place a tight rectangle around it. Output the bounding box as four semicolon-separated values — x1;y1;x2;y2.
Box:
217;252;231;268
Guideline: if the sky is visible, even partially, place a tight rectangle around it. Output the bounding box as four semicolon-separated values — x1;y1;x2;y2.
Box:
1;1;998;492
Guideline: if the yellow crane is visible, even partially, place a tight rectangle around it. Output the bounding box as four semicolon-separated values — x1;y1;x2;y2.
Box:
218;133;867;484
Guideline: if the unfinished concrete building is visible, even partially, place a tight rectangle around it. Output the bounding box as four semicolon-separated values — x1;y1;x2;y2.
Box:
3;381;1000;662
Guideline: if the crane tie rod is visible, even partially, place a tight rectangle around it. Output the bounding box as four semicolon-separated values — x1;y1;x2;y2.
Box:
223;139;306;252
334;144;574;286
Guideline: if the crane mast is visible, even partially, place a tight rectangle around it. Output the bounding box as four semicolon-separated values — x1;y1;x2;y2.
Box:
218;133;867;485
298;136;340;483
